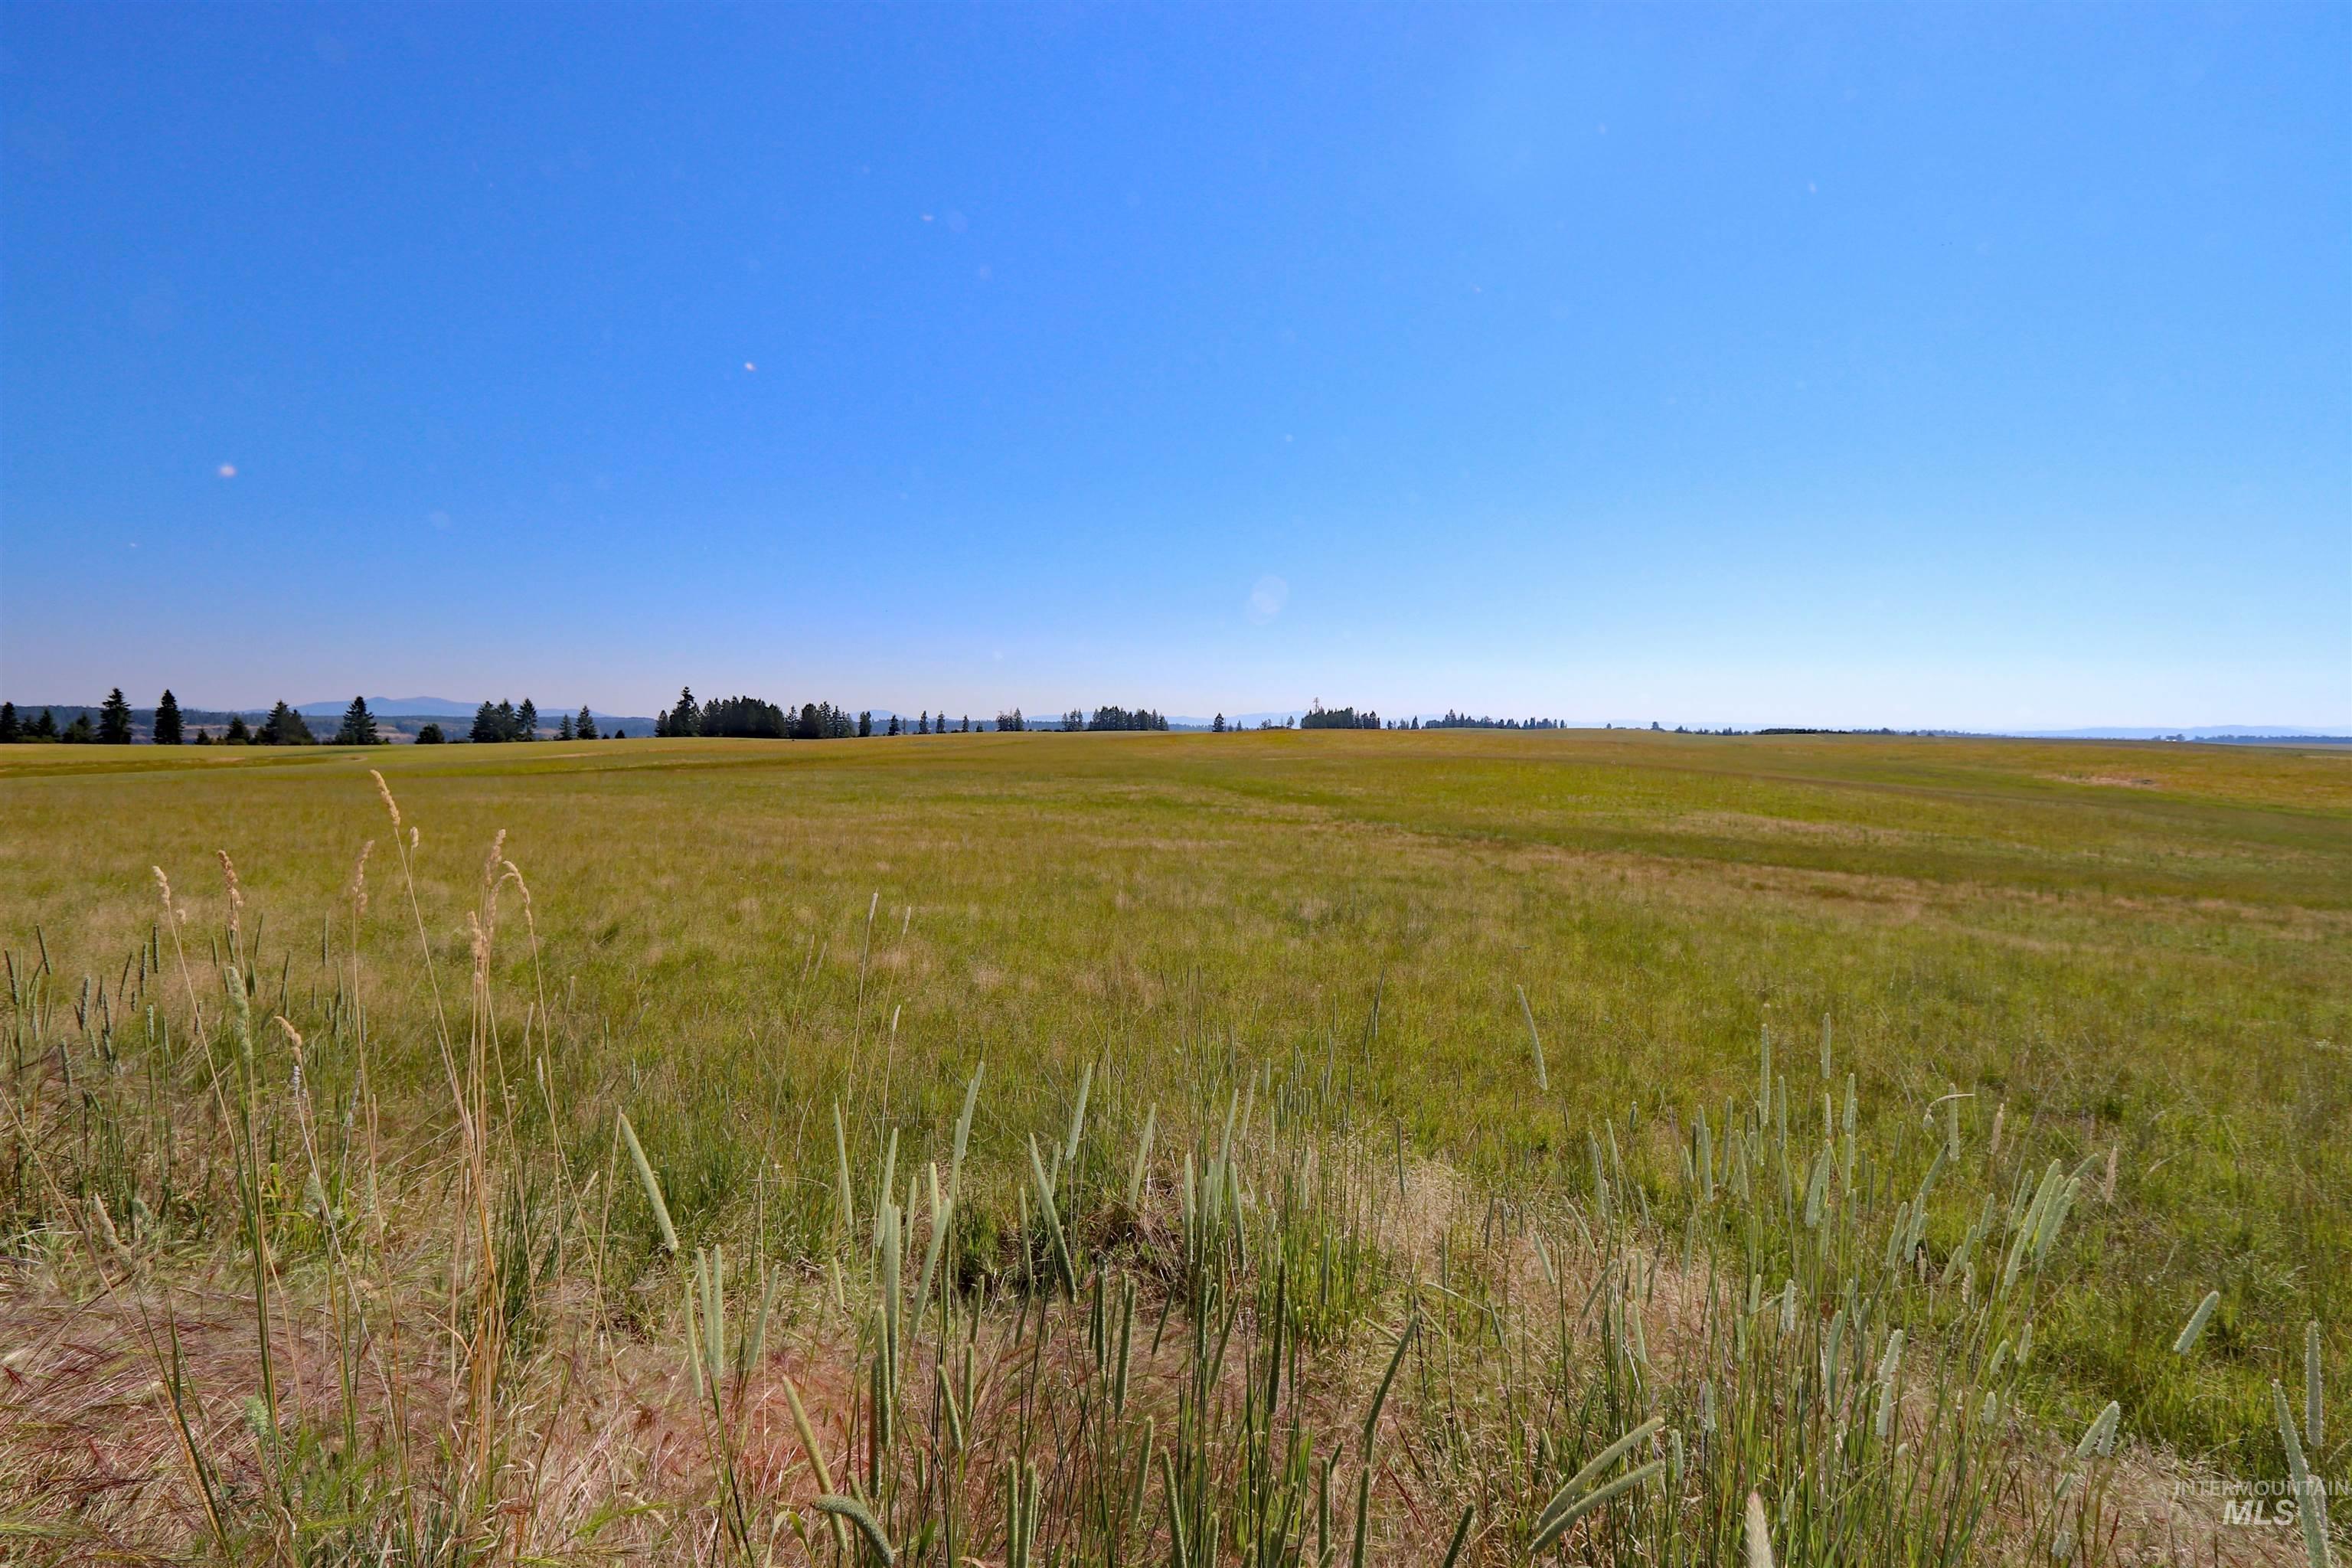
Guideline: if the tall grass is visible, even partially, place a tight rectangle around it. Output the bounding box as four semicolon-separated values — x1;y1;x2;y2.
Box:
0;772;2338;1565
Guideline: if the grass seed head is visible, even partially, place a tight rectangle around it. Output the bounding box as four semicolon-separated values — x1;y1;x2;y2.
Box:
369;768;401;828
2174;1290;2222;1355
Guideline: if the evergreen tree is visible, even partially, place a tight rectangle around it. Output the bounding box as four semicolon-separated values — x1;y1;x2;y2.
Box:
516;697;539;740
194;728;214;746
63;713;96;743
576;706;597;740
0;703;18;743
887;714;902;736
495;700;518;740
858;711;873;737
472;702;503;743
258;701;315;745
667;687;699;737
98;688;134;744
335;696;381;746
154;689;185;745
557;713;574;741
224;713;250;743
695;695;789;737
32;707;58;739
1213;713;1226;733
416;722;446;744
612;727;626;739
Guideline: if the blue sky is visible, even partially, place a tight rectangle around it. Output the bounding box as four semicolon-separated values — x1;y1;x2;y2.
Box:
4;3;2345;727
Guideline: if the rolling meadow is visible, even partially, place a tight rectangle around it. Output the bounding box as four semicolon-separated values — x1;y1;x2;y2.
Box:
2;728;2344;1564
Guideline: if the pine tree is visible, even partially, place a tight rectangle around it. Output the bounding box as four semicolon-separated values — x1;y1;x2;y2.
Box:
154;690;185;745
194;728;214;746
63;713;96;743
416;723;446;744
0;703;18;743
557;713;574;741
98;688;134;744
517;698;539;740
335;696;380;746
668;687;699;737
858;711;873;737
472;702;504;743
224;713;250;743
1213;713;1226;733
576;706;597;740
259;701;315;745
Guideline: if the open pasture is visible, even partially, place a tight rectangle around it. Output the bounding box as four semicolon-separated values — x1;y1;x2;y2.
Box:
2;729;2344;1563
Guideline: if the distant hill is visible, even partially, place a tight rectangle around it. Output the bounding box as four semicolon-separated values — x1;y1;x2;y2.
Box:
296;696;478;718
2018;726;2350;742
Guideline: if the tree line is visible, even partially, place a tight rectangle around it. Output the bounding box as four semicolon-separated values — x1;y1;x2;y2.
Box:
645;688;1176;740
468;699;612;743
0;688;293;745
1035;705;1171;731
0;691;618;746
1420;711;1569;730
653;688;859;740
0;685;1608;746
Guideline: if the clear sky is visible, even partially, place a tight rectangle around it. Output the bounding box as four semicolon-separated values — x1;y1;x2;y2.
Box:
3;3;2346;727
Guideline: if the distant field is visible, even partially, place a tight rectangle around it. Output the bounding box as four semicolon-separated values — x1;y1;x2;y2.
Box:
2;730;2344;1560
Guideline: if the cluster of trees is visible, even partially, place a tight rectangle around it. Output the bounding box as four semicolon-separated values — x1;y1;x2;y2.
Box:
237;702;318;745
0;688;322;746
0;702;85;742
472;698;537;742
653;688;860;740
1300;703;1381;730
884;710;973;735
0;689;528;746
642;689;1186;738
469;700;612;743
648;687;1027;740
178;701;316;746
1421;712;1567;730
0;688;647;746
0;689;137;743
1064;705;1170;732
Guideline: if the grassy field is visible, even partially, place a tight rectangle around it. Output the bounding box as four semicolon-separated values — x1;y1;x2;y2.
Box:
2;729;2344;1563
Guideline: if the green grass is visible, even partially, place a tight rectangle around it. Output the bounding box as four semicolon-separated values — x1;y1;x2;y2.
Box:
2;728;2344;1562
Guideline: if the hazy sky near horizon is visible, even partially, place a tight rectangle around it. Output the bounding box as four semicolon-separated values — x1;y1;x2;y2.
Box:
3;4;2346;727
